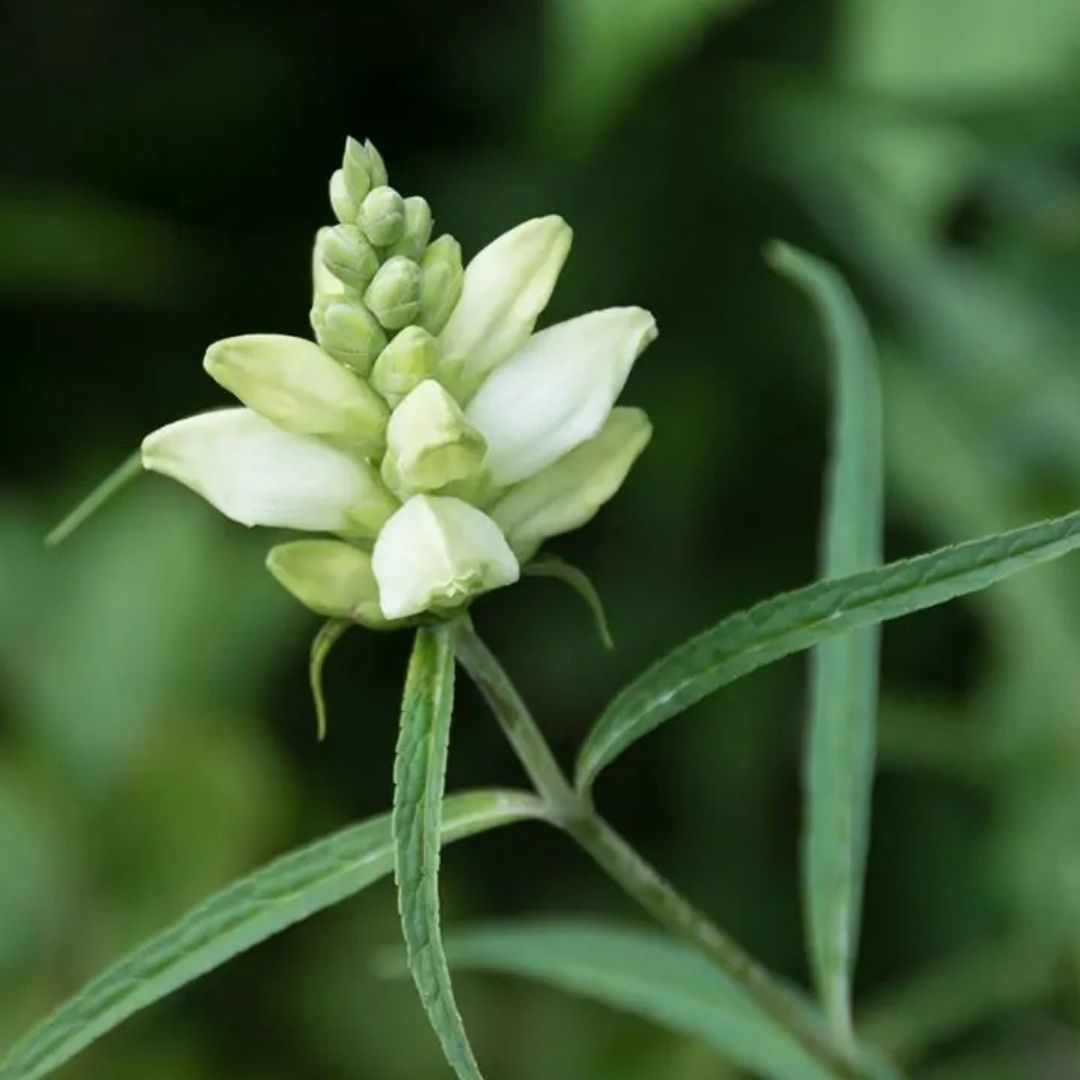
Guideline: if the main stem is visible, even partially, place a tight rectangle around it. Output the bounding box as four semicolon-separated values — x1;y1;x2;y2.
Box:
452;618;862;1080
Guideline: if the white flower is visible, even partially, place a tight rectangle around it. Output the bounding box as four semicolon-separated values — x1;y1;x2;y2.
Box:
490;407;653;560
466;307;657;487
140;141;657;625
438;215;572;398
372;495;519;620
141;408;396;536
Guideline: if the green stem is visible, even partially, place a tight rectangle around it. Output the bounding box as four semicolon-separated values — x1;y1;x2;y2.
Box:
451;617;865;1080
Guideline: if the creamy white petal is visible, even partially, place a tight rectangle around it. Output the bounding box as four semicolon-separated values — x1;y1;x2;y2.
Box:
141;408;396;535
490;407;652;560
203;334;387;453
466;307;657;487
371;495;519;619
438;215;572;397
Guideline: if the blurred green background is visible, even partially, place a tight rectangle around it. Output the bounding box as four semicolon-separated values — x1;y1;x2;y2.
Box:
4;1;1080;1077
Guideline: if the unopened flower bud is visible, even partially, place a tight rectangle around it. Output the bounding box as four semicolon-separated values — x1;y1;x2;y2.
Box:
321;224;379;292
372;495;519;619
204;334;388;455
310;296;388;377
342;136;372;205
387;196;433;261
364;255;422;330
418;234;463;335
312;226;347;304
329;170;357;224
381;380;487;497
370;326;439;406
267;539;386;624
365;139;388;188
358;185;406;247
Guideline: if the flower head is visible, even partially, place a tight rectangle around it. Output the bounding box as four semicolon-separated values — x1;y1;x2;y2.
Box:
141;137;657;624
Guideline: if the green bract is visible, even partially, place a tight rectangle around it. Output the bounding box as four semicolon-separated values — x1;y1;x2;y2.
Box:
139;135;658;624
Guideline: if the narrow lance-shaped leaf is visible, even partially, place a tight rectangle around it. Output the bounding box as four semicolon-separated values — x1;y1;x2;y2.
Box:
444;920;903;1080
575;508;1080;791
0;790;543;1080
393;626;484;1079
768;240;883;1044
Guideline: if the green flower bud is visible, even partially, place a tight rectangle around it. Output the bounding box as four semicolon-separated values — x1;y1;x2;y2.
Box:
387;196;433;261
310;296;388;378
340;466;400;540
321;224;379;292
380;380;487;498
418;234;464;335
363;255;422;330
365;139;388;188
489;406;652;560
267;539;388;625
204;334;388;455
329;169;357;224
370;326;439;406
358;185;406;247
343;136;372;205
312;226;347;305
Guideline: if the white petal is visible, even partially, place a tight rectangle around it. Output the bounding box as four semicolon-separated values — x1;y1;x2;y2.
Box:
438;215;572;396
141;408;394;534
490;407;652;559
466;307;657;487
371;495;519;619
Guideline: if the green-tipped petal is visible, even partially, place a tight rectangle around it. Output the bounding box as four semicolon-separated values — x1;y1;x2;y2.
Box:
382;380;487;498
312;226;347;303
371;495;519;619
203;334;388;454
439;215;572;398
342;136;373;205
267;539;385;623
490;407;652;559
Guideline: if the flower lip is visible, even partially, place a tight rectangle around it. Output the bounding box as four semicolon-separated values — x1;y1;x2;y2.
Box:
371;494;519;620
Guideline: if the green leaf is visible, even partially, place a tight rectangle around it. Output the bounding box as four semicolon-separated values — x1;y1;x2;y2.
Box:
44;451;143;547
446;919;833;1080
768;241;883;1044
524;554;615;649
575;508;1080;791
309;618;352;741
0;789;542;1080
393;626;483;1079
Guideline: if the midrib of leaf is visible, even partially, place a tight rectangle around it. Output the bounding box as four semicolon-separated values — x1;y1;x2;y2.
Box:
393;625;484;1079
576;508;1080;790
0;789;541;1080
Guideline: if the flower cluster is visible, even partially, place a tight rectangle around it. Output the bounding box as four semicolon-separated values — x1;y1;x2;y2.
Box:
141;138;657;625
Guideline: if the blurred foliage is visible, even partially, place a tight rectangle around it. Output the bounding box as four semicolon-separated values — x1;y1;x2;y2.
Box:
4;0;1080;1076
